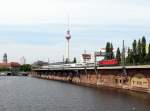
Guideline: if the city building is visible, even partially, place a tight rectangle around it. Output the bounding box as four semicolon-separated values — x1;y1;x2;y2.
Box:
0;53;20;71
3;53;7;63
0;62;20;70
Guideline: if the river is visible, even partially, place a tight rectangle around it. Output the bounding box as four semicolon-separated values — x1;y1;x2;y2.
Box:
0;76;150;111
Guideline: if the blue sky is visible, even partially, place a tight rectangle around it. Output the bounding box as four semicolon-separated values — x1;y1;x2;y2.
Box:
0;0;150;63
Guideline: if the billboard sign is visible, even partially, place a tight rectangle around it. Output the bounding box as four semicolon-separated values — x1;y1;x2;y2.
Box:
82;54;91;60
95;51;106;56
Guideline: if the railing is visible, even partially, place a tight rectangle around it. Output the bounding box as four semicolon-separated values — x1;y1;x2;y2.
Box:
32;64;150;71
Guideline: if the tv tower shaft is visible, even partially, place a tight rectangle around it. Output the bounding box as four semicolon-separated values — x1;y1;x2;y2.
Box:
65;16;71;62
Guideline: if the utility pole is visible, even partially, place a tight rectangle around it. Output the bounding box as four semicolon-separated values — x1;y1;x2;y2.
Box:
122;40;127;75
84;50;87;64
48;58;50;70
94;52;97;69
94;52;98;80
83;50;87;76
63;55;65;63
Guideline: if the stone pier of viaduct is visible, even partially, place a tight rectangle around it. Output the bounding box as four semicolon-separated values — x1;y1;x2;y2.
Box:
31;66;150;93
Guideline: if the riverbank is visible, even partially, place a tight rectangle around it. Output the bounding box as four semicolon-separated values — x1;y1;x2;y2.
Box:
31;70;150;94
32;66;150;94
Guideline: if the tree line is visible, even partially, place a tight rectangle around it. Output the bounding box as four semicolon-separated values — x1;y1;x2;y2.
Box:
0;64;31;72
126;36;150;65
104;36;150;65
104;42;121;64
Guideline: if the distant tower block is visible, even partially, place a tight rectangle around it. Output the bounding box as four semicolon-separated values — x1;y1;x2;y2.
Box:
3;53;8;63
65;17;71;62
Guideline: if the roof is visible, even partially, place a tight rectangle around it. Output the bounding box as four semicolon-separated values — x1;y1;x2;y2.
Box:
0;62;20;68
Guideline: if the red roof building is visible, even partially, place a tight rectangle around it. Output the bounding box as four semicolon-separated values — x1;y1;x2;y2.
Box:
0;62;20;69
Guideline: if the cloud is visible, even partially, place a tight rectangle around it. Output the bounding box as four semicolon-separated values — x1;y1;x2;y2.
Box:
0;0;150;63
0;0;150;25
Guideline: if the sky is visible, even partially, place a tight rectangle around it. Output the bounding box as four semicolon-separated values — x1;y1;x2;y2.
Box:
0;0;150;63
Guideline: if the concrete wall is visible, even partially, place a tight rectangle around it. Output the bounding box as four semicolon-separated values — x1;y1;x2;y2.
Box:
31;68;150;93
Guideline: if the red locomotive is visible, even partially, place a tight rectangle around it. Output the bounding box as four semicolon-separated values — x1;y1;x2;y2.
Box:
98;59;118;66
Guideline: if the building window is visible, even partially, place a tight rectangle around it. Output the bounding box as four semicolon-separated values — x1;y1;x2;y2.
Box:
143;82;147;84
137;81;142;85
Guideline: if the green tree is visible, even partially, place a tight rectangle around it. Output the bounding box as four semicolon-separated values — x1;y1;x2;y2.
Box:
73;57;77;63
105;42;111;60
130;49;134;64
0;68;10;71
104;42;114;60
20;64;31;72
110;43;114;59
132;40;137;65
137;39;142;64
116;47;121;64
126;47;133;64
146;43;150;64
141;36;146;63
65;58;69;64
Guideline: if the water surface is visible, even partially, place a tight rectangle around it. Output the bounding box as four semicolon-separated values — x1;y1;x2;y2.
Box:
0;76;150;111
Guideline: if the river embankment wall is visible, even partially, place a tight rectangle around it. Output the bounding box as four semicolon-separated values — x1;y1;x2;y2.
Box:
32;67;150;93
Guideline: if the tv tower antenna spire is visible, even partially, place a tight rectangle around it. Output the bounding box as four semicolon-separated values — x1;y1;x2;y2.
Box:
67;15;70;30
65;15;71;63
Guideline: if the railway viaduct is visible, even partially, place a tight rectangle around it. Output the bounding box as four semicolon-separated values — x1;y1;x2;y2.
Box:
31;65;150;93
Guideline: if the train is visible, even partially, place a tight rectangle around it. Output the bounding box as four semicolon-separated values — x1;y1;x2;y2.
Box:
40;59;119;69
41;63;87;69
98;59;119;66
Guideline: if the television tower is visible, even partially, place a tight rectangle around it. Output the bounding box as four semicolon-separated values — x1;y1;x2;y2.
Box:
65;16;71;62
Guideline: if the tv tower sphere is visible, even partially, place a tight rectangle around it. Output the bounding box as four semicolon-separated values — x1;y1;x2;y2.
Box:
66;30;71;40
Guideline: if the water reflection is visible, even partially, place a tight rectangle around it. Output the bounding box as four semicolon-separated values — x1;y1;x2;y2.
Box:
0;76;150;111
